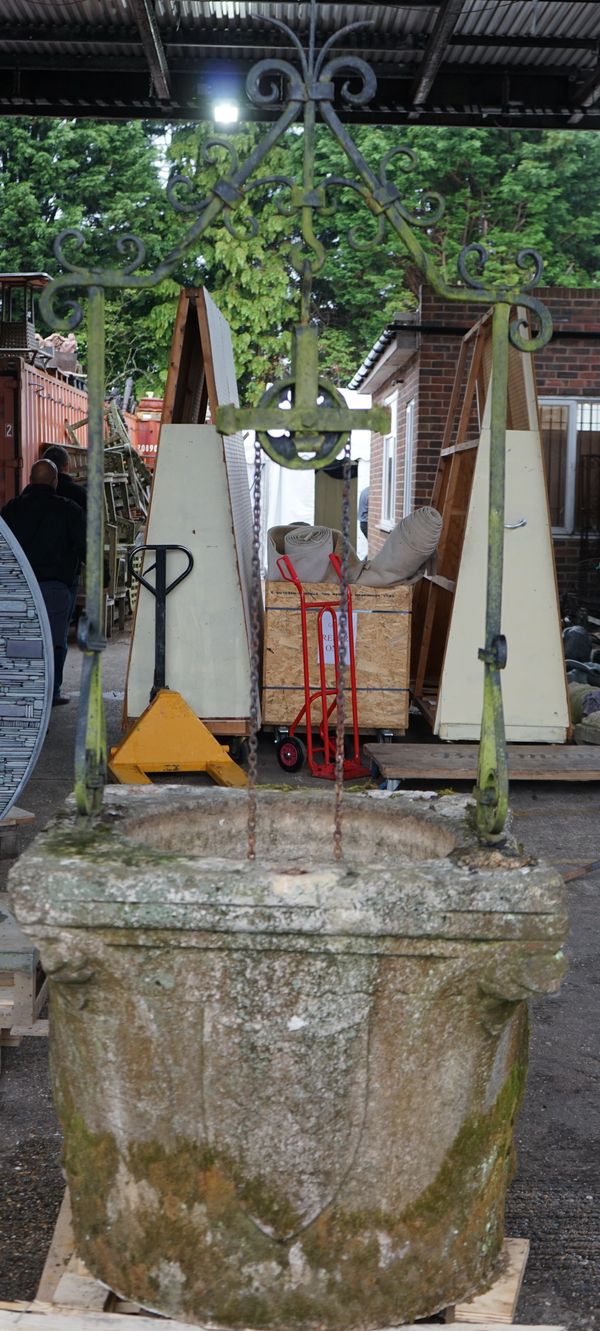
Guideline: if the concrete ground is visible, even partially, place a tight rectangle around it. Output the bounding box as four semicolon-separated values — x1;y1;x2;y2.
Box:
0;630;599;1324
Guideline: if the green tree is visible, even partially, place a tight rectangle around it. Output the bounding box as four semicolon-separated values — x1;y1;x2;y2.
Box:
302;124;600;381
0;117;170;394
1;117;599;398
399;126;600;289
139;122;295;401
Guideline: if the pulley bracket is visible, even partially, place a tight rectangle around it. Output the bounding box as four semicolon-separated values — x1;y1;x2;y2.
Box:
217;325;390;469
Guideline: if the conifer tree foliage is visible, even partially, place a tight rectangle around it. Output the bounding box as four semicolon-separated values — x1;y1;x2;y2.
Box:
1;117;599;397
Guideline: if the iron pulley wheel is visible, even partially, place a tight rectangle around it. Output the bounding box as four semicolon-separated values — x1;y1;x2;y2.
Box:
256;379;350;471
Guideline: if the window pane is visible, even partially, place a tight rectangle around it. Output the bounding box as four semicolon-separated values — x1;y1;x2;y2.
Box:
541;404;568;528
9;288;25;320
382;435;395;524
404;399;415;517
576;403;600;533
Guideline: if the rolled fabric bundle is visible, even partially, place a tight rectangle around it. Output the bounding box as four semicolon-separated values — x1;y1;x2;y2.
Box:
359;506;443;587
284;525;334;582
267;523;307;580
267;523;364;583
324;529;364;583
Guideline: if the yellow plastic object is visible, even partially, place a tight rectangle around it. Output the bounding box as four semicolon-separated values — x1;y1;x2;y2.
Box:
108;689;247;788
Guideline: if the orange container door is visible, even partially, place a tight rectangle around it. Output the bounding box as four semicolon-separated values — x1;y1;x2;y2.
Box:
0;376;19;505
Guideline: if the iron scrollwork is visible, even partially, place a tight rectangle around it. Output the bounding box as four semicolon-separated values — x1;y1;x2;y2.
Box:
39;0;551;839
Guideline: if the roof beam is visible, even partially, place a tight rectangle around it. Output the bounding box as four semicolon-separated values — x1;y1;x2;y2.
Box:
127;0;171;100
569;60;600;124
1;23;596;57
411;0;466;113
449;32;597;53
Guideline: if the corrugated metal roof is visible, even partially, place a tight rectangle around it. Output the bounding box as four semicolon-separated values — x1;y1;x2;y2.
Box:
0;2;599;126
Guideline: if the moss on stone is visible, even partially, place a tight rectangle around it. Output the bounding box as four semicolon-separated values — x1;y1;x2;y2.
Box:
61;1020;528;1329
62;1112;119;1241
45;823;183;867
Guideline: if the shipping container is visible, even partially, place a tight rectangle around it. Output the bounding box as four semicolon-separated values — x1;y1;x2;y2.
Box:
133;397;163;470
0;275;152;504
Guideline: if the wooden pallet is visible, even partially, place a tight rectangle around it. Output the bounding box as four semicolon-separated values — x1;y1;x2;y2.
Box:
0;893;47;1057
0;806;35;859
0;1313;565;1331
365;741;600;782
0;1191;563;1331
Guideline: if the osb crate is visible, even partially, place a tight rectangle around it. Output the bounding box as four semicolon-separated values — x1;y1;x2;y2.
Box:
262;580;412;732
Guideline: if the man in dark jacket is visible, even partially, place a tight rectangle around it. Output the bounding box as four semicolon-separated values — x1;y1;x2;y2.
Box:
42;444;87;511
42;444;87;642
2;458;86;705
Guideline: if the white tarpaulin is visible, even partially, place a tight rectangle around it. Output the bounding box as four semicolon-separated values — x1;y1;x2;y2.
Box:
244;389;372;571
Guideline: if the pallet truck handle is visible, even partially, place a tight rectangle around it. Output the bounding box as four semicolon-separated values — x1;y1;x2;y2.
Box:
128;544;194;598
128;544;194;698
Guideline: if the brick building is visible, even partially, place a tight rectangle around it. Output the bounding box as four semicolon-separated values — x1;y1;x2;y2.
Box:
350;284;600;607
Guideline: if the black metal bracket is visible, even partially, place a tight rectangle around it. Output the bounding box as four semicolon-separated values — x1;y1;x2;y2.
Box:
478;634;508;671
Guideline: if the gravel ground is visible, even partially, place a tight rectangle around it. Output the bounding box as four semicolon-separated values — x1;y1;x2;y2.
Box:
0;635;599;1322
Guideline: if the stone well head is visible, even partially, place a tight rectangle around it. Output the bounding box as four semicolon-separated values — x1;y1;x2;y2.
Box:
9;786;567;1328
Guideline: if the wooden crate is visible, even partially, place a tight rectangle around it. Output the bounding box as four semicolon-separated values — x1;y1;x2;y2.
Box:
262;580;412;732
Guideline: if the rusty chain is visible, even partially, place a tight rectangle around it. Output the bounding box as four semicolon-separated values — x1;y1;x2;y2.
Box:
333;439;352;861
247;436;263;861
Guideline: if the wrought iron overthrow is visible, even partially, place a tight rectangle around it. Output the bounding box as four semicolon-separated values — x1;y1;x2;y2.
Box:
39;0;552;840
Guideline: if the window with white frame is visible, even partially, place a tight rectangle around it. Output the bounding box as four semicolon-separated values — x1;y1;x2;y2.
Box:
540;398;600;534
381;391;397;529
403;398;415;517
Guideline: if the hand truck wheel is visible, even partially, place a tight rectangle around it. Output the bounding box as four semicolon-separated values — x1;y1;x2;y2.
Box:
276;735;306;773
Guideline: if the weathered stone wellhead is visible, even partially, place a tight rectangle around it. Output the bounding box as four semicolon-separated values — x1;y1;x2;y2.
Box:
9;786;567;1327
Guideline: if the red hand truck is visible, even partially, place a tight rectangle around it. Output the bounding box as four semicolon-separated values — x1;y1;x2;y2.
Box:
274;552;369;779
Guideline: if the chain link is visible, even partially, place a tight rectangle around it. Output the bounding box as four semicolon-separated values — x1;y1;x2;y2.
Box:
333;439;352;861
247;437;263;860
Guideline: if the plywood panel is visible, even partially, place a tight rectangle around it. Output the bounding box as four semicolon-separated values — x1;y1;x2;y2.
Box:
435;426;569;742
159;289;253;645
126;426;251;723
263;581;411;731
197;289;240;413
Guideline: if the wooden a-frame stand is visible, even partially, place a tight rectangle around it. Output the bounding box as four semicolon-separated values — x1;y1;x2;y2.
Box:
411;310;569;744
124;288;255;740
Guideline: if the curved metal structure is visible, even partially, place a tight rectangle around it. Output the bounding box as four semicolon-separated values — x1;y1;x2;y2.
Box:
0;516;54;821
38;0;552;840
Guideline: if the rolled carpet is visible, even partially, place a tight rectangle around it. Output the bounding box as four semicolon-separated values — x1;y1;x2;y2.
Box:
359;506;443;586
267;523;307;580
267;524;363;583
284;524;334;582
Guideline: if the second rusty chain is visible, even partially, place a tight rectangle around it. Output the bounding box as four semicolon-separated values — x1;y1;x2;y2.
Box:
246;436;263;861
333;439;353;861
